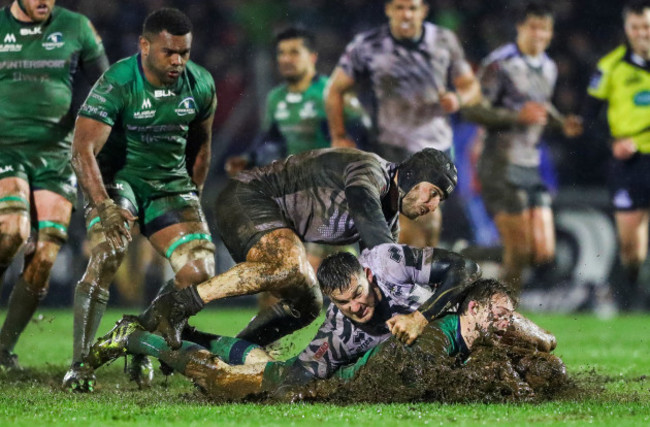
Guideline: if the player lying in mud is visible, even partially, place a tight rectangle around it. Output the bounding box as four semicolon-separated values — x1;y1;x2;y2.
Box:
87;245;561;401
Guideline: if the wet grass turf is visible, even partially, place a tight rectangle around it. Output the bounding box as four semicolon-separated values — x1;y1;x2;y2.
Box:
0;309;648;425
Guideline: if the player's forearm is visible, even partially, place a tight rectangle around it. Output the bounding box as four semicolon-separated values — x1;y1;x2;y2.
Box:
346;186;395;248
461;99;520;129
71;118;112;207
456;78;482;108
326;88;348;143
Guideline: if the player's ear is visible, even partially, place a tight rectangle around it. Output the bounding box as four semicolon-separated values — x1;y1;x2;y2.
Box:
364;267;373;284
139;36;150;56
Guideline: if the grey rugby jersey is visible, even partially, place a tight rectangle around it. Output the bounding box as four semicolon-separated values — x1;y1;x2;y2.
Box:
295;243;438;379
337;22;472;154
478;43;558;167
234;148;400;247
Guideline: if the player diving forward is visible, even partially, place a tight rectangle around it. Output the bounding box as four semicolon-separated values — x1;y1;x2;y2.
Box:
62;8;217;391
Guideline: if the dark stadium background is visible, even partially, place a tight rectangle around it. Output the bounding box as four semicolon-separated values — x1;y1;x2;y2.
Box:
0;0;636;310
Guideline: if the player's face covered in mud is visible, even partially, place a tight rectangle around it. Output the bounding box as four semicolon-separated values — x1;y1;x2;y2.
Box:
399;182;443;220
19;0;55;22
276;38;316;84
516;15;554;57
625;9;650;57
385;0;428;40
141;30;192;86
475;294;515;337
329;269;380;323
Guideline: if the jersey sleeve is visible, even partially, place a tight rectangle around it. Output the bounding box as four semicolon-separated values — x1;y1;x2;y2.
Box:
587;61;610;101
78;74;125;127
362;244;436;298
78;15;105;64
337;34;370;80
294;306;356;379
343;159;395;247
194;71;217;122
444;29;472;79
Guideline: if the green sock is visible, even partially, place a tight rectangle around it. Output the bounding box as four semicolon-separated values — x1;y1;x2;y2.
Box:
209;336;260;365
126;330;203;373
0;276;46;352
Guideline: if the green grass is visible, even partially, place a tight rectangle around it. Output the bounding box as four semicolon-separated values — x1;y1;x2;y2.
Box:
0;309;649;426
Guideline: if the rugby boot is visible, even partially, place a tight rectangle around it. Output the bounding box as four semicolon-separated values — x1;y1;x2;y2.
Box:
62;362;96;392
128;354;154;389
0;349;22;371
87;315;143;370
139;287;204;349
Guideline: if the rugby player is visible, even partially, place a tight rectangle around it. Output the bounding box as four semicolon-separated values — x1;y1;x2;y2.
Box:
139;147;458;349
88;254;522;399
224;26;364;276
0;0;108;370
62;8;217;391
584;0;650;310
462;2;583;292
325;0;481;248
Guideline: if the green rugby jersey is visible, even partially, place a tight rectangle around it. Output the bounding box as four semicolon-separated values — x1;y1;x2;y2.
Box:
0;6;104;149
79;54;216;184
588;45;650;153
263;75;362;155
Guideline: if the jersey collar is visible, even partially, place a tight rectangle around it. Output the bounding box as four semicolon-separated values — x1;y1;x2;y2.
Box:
624;44;650;71
388;23;426;50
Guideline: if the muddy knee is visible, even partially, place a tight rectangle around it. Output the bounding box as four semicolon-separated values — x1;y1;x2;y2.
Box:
168;236;216;288
0;213;30;266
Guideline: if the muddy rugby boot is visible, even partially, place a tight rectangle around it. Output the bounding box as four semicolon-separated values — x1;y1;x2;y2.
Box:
62;362;96;392
87;315;143;370
0;349;21;371
128;354;154;388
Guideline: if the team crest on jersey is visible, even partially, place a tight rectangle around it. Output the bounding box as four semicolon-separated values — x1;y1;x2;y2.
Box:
299;101;317;119
274;101;289;120
42;32;65;50
0;33;22;52
175;97;196;116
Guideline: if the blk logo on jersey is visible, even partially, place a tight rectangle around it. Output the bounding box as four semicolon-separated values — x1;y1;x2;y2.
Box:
42;32;65;50
154;89;175;98
20;27;41;36
175;97;196;116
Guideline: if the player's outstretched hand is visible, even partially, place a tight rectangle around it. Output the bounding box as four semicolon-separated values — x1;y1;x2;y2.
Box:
439;91;461;114
96;199;136;251
386;310;429;346
225;156;249;177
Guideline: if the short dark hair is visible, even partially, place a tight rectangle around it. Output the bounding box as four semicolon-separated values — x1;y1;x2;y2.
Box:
623;0;650;19
143;8;192;37
383;0;429;5
317;252;364;296
458;279;516;314
516;1;554;24
274;26;317;52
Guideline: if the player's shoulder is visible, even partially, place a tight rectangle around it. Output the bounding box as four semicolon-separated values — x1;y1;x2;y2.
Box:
50;5;90;25
311;74;329;91
267;83;288;101
483;43;519;66
102;55;138;85
597;45;627;71
184;60;215;87
349;24;390;48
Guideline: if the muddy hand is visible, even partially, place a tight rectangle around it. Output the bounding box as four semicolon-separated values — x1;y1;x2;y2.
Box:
386;311;428;346
96;199;136;251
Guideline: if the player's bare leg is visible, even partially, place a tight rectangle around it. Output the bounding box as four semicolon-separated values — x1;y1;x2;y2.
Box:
615;209;649;310
0;178;30;294
64;207;134;391
140;228;323;348
398;209;442;247
0;189;71;369
494;210;534;293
